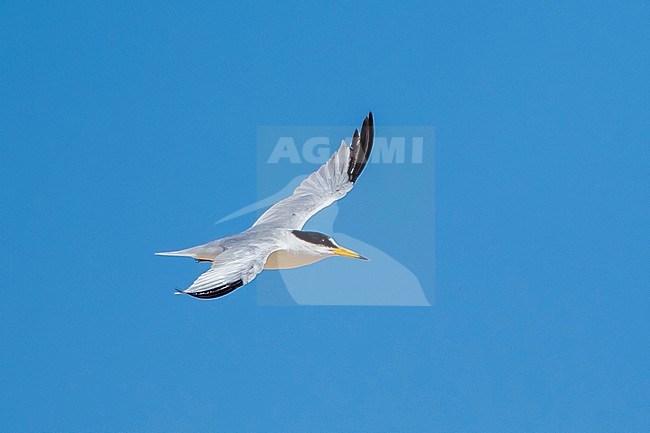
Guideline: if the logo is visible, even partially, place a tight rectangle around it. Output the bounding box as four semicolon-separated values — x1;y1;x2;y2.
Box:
219;125;435;306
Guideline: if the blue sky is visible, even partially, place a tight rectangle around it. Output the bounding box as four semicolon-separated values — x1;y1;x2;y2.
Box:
1;1;648;432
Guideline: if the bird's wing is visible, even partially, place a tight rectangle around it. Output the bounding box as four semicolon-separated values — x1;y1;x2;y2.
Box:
253;112;374;230
179;244;278;299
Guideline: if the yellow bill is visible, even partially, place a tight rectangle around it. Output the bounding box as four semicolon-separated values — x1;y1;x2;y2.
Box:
331;246;369;260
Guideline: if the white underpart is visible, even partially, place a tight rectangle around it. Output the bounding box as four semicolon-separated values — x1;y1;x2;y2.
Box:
264;249;328;270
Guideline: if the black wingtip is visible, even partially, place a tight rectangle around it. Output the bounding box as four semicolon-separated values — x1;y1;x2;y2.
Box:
347;112;375;183
185;280;244;300
361;112;374;149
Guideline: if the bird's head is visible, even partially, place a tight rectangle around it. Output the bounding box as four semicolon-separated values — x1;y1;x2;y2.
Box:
290;230;368;260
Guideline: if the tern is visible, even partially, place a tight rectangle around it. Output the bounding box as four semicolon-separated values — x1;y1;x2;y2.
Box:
157;112;374;299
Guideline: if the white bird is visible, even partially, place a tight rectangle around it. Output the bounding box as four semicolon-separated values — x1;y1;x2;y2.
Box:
157;112;374;299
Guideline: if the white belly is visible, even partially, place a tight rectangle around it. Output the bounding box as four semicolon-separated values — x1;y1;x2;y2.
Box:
264;249;327;270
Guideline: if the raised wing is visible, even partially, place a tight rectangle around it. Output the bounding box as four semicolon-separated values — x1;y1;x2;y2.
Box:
179;244;277;299
253;112;374;230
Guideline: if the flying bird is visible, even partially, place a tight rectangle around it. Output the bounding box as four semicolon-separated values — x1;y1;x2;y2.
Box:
157;112;374;299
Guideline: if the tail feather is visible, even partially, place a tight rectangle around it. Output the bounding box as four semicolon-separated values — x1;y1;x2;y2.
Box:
155;248;200;258
155;243;225;261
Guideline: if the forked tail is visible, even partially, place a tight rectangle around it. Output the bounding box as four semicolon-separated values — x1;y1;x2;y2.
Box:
155;243;223;262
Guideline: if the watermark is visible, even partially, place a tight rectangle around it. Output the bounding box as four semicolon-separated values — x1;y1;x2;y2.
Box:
267;136;425;164
220;124;435;306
